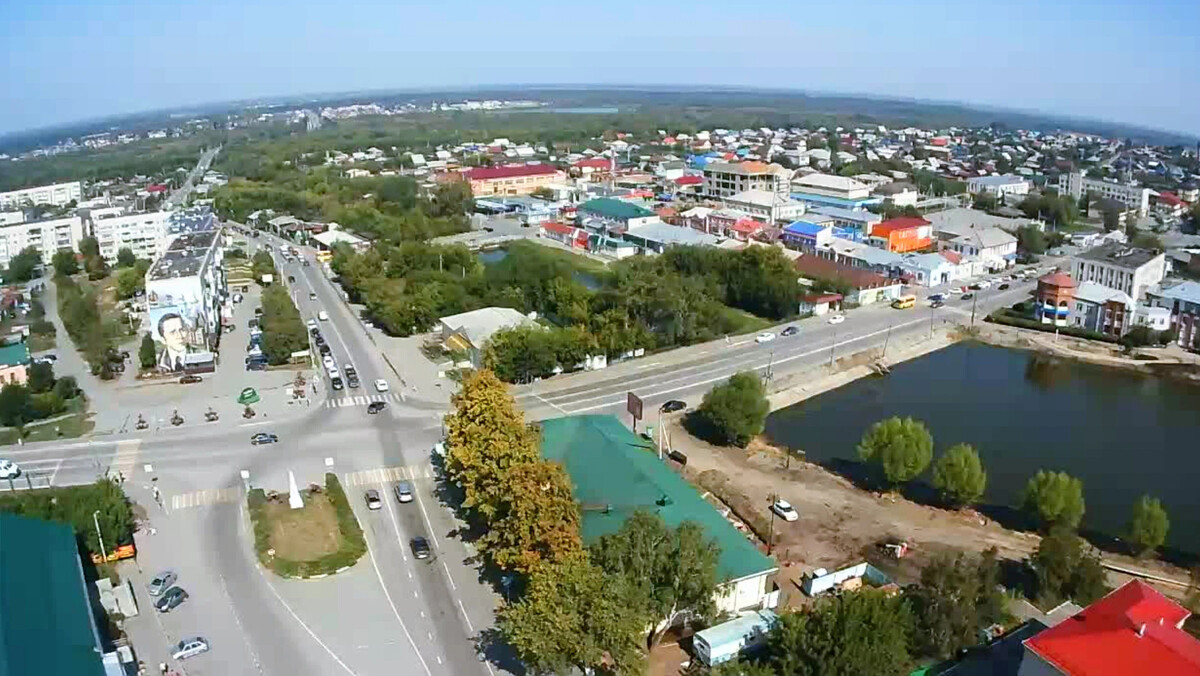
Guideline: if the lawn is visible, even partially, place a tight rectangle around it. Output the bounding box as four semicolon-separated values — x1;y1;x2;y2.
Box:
0;396;93;445
263;494;342;561
719;306;774;335
27;333;55;353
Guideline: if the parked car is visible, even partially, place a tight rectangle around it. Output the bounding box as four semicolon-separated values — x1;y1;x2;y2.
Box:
179;375;202;384
827;314;845;325
410;536;431;559
309;292;317;301
927;293;945;302
322;355;336;370
148;570;178;597
364;489;382;511
660;400;687;413
347;374;361;389
250;432;278;446
961;293;975;300
367;401;387;414
930;300;945;309
374;379;389;393
0;459;21;480
318;311;329;321
771;499;799;522
998;283;1010;290
755;332;776;344
780;325;799;337
318;343;332;356
331;377;344;391
306;319;318;331
171;637;210;661
394;481;414;504
154;587;189;613
246;361;267;372
37;353;57;363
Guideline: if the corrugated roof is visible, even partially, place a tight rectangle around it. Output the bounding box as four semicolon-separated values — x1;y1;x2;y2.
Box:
539;415;777;583
464;164;561;181
0;513;106;676
578;198;655;222
0;341;30;368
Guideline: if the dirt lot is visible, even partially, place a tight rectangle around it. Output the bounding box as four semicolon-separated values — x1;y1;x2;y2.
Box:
264;493;342;561
665;417;1191;605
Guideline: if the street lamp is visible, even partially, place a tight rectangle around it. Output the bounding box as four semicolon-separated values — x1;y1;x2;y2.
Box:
829;324;839;367
766;493;778;556
92;510;107;563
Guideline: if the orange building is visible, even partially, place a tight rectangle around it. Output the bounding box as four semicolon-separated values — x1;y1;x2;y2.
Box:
1035;271;1076;327
460;164;565;197
868;217;933;253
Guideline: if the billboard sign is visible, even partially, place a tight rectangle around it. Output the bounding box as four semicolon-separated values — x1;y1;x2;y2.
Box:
626;392;643;421
148;302;213;372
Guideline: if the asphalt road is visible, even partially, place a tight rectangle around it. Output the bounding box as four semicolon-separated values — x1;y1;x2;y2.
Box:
165;146;220;209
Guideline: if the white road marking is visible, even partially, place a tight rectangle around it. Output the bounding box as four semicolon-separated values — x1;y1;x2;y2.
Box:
49;459;63;486
532;393;569;415
358;510;434;676
441;560;456;590
457;599;475;633
410;480;441;549
380;480;409;563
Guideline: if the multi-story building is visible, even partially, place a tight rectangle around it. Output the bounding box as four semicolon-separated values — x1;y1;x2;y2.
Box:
867;216;933;253
0;181;83;209
0;216;85;268
790;173;870;201
1035;271;1076;327
722;190;806;224
967;174;1031;199
943;226;1018;271
703;161;791;199
1071;281;1133;337
1057;171;1152;216
1147;280;1200;348
459;164;565;197
1070;243;1166;302
90;211;170;262
144;227;224;373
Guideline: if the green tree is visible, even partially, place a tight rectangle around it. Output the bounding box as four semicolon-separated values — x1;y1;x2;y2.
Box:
52;376;78;400
857;416;934;488
428;180;475;218
115;247;138;268
931;443;987;508
910;548;1007;658
1121;324;1156;349
1100;200;1122;231
973;192;997;211
0;383;31;427
51;249;80;277
758;590;915;676
1128;494;1170;558
590;510;721;644
1032;528;1109;606
138;333;157;370
259;285;307;364
484;325;558;384
498;555;646;675
114;266;144;299
26;361;55;394
0;478;134;558
1016;225;1048;255
697;371;769;447
6;246;42;283
1022;470;1085;531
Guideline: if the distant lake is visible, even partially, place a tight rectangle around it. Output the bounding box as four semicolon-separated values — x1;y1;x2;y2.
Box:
764;342;1200;554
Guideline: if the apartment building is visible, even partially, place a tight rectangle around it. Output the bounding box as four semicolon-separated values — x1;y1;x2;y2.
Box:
967;174;1030;199
0;216;85;268
145;228;224;372
90;211;170;262
1070;243;1166;302
723;190;806;224
1057;171;1152;216
790;173;871;201
703;161;791;199
459;164;565;197
0;181;83;209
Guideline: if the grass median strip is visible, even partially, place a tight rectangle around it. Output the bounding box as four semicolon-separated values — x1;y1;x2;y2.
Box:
248;473;367;578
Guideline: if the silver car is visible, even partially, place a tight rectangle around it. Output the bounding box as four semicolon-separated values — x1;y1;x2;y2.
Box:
171;637;210;660
394;481;413;504
147;570;177;597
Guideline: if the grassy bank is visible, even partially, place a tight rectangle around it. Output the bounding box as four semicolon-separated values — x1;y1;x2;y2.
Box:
247;473;366;578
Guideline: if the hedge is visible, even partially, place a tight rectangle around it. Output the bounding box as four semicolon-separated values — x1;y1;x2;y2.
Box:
247;473;367;578
985;308;1119;344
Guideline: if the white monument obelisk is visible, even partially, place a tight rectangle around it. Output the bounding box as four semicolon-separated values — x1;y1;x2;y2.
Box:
288;470;304;509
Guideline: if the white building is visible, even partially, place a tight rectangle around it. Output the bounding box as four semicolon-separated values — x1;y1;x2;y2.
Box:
1057;171;1152;216
967;174;1031;199
723;190;806;224
1070;243;1167;302
145;228;224;372
702;161;791;199
0;216;85;268
90;211;170;263
0;181;83;209
945;227;1018;271
790;173;870;200
0;212;24;226
438;307;537;368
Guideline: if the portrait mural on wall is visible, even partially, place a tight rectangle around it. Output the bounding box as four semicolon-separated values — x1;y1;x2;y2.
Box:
147;289;210;372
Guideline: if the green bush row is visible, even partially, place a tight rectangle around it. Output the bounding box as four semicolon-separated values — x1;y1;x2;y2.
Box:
247;474;367;579
985;308;1118;344
0;478;134;558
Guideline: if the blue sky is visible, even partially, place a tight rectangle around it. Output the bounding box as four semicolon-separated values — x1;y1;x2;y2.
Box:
2;0;1198;137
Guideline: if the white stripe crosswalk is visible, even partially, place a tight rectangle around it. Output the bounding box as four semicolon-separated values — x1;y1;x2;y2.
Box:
324;393;406;409
171;487;240;510
341;464;434;487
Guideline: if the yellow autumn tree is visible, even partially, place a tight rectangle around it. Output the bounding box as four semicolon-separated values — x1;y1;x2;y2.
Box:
480;459;582;574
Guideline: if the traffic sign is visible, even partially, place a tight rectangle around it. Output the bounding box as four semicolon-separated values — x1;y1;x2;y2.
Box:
238;387;260;405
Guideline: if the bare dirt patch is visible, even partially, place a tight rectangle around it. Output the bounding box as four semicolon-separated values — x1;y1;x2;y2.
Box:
264;493;342;561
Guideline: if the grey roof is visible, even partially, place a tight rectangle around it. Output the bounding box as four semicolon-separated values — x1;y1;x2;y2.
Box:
1074;281;1133;307
147;229;220;281
1075;242;1163;270
950;226;1017;249
902;252;954;271
624;221;722;247
925;207;1029;236
969;174;1028;187
439;307;535;350
1152;280;1200;304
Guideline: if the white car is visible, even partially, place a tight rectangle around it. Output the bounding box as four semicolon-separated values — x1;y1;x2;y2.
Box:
322;355;336;371
171;637;210;661
306;319;318;330
771;499;799;522
755;332;776;344
827;314;845;325
317;311;329;321
0;459;20;480
374;379;389;393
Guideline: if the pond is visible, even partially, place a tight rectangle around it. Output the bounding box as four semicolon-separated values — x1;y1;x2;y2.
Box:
764;342;1200;554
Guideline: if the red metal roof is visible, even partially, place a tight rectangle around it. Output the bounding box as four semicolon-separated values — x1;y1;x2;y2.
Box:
465;164;561;181
147;184;168;193
1159;191;1184;207
1024;580;1200;675
541;222;576;236
872;216;931;235
794;254;897;290
729;218;763;234
674;175;704;185
1039;271;1077;288
573;158;612;169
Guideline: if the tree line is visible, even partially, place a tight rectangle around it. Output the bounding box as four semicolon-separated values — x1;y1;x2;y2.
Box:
0;361;81;428
0;478;134;558
445;370;725;674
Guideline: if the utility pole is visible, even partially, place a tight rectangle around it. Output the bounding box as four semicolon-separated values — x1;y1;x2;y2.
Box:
766;493;778;555
882;322;893;357
971;293;978;326
829;324;839;366
930;304;937;339
93;510;107;563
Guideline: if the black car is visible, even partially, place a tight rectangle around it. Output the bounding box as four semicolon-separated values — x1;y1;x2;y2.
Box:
998;283;1010;290
318;343;331;355
331;377;344;391
288;275;296;283
250;432;278;445
660;400;687;413
780;326;800;337
931;300;945;309
246;361;267;371
410;536;431;560
347;375;361;389
961;293;974;300
367;401;387;414
179;375;202;384
155;587;189;613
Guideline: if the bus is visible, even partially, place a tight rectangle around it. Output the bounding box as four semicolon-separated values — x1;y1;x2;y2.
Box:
891;294;916;310
315;249;333;263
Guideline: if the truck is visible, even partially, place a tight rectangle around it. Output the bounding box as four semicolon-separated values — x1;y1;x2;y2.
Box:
693;610;779;667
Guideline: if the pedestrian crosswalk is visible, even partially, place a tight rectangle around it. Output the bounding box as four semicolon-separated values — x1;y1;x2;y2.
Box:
325;393;406;409
341;464;434;487
171;486;241;510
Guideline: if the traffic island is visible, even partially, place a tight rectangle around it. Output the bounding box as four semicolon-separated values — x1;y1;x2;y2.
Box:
247;473;366;578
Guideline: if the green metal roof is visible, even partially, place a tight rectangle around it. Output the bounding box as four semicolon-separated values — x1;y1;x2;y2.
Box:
578;198;655;222
540;415;777;583
0;342;30;368
0;513;105;676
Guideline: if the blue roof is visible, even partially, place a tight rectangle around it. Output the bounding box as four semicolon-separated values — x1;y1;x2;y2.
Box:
810;206;882;224
784;220;828;237
1159;280;1200;304
791;192;884;210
